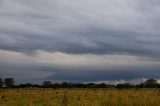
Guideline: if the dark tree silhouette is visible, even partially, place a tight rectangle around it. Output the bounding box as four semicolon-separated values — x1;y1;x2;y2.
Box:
116;83;133;89
0;78;3;87
61;82;70;88
144;79;158;88
53;83;60;88
42;81;53;88
4;78;15;87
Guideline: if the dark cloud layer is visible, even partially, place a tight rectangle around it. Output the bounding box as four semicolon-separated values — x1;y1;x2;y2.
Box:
47;68;160;81
0;0;160;56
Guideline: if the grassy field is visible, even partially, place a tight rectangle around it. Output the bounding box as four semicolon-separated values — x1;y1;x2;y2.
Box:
0;88;160;106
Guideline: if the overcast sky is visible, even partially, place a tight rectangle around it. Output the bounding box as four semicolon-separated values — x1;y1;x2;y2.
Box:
0;0;160;84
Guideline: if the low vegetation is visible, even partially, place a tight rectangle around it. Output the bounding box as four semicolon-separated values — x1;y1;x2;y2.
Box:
0;88;160;106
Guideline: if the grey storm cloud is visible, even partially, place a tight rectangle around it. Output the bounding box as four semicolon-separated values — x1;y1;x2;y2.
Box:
0;0;160;56
1;0;160;83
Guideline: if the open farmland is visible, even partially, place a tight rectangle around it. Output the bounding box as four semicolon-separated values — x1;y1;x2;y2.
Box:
0;88;160;106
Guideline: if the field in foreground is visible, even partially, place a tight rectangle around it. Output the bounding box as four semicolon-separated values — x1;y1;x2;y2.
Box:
0;88;160;106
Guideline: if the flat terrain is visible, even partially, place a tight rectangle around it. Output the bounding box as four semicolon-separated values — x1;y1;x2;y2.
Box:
0;88;160;106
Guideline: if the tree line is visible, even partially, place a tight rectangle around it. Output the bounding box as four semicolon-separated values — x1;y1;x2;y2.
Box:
0;78;160;88
0;78;14;88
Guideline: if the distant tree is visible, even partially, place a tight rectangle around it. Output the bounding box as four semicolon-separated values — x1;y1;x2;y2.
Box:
4;78;15;87
18;83;33;88
73;83;86;88
0;78;3;87
61;82;70;88
53;83;60;88
86;83;97;88
116;83;133;89
144;79;159;88
42;81;53;88
135;83;144;88
98;83;106;88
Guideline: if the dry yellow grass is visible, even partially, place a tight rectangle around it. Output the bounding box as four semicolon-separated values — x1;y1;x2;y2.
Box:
0;88;160;106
